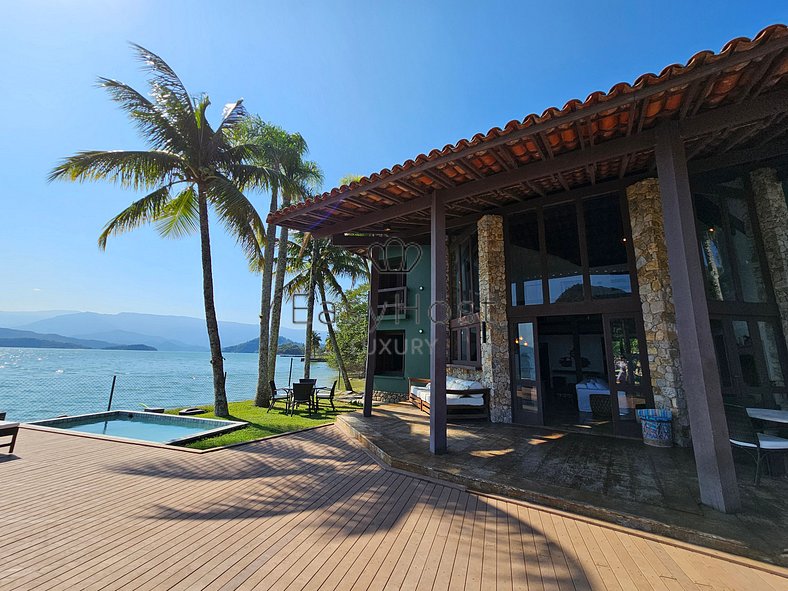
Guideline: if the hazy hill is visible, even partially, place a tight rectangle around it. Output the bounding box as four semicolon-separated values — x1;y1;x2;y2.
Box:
6;310;312;352
0;310;78;328
0;327;156;351
223;336;304;355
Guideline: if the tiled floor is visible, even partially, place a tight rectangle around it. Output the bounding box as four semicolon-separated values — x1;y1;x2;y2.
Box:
338;403;788;565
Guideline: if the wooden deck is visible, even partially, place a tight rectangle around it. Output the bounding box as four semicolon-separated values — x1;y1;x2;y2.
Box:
2;427;786;590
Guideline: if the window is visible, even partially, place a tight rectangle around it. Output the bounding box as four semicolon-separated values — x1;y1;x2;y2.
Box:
450;231;481;366
374;331;405;376
377;257;407;317
509;212;543;306
693;175;768;303
584;195;632;299
451;233;480;317
507;193;635;309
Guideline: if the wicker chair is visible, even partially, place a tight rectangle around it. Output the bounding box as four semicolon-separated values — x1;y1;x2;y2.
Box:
589;394;612;420
290;382;315;416
267;380;291;413
315;380;337;412
724;403;788;485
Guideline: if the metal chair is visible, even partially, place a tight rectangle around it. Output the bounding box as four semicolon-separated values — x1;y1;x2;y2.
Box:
315;380;338;412
724;403;788;485
290;382;315;416
267;380;291;413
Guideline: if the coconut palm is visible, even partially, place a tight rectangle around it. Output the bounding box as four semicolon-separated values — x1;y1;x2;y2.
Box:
285;233;368;389
229;118;322;406
49;45;278;417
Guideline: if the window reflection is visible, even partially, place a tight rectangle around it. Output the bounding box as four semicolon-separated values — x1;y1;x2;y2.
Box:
584;195;632;299
610;318;642;386
508;212;543;306
544;203;583;303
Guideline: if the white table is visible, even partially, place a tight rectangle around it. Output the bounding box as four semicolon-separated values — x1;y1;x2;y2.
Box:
747;407;788;424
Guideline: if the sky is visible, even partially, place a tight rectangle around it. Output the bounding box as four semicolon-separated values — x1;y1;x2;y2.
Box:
0;1;785;328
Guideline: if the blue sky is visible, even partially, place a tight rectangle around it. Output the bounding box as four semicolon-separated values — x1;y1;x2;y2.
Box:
0;1;785;327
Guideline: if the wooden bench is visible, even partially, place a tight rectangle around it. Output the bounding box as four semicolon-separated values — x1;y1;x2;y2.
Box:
408;377;490;419
0;421;19;454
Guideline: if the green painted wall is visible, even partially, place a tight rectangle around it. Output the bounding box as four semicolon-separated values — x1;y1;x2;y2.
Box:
373;244;431;394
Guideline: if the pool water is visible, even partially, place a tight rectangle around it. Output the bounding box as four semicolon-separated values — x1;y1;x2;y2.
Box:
29;411;246;445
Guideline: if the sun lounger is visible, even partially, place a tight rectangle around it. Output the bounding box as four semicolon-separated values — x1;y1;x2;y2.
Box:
0;421;19;454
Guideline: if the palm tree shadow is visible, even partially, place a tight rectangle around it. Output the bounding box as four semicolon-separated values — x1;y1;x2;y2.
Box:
108;427;587;588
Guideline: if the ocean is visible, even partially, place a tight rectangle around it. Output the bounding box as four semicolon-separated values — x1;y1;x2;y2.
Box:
0;347;342;422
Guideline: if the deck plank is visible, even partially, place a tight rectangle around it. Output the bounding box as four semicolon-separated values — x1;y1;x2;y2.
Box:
0;427;785;591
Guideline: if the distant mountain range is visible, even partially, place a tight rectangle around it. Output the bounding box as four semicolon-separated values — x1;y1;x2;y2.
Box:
0;327;156;351
0;310;309;352
223;336;304;355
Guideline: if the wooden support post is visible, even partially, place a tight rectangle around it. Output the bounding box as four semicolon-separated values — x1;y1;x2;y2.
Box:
655;122;741;513
430;191;448;454
363;265;379;417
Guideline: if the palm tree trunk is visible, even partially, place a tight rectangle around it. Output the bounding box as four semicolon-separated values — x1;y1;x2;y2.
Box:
303;240;318;379
268;222;289;379
197;186;229;417
318;280;352;391
254;189;279;406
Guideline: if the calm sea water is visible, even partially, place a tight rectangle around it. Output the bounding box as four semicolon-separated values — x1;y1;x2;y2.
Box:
0;348;341;422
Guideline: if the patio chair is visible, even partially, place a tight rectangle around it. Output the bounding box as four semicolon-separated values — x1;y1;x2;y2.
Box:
0;420;19;454
299;378;317;386
724;403;788;485
589;394;612;420
267;380;291;413
315;380;337;412
290;382;315;416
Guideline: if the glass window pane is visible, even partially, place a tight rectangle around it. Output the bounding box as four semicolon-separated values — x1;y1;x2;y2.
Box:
757;321;785;388
694;194;736;301
710;319;732;388
616;391;642;421
508;212;543;306
727;196;767;303
584;195;632;299
732;320;760;387
469;326;478;363
459;328;468;361
544;203;583;303
610;318;642;385
514;322;538;414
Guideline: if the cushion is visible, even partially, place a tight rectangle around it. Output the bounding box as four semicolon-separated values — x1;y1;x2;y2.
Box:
446;377;484;391
0;421;19;430
758;433;788;450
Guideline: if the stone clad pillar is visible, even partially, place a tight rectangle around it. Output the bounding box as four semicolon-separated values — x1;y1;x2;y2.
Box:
477;215;512;423
750;168;788;350
625;178;690;444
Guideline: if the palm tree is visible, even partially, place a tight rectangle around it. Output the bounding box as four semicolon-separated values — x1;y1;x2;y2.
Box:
285;233;368;389
50;45;278;417
230;118;322;406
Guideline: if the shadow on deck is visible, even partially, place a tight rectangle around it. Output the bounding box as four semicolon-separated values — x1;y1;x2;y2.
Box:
337;402;788;566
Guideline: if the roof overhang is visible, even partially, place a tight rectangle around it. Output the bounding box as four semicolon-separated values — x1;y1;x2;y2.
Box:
268;24;788;238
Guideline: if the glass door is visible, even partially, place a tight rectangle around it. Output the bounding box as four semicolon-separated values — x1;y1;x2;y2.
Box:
603;314;652;437
511;320;542;425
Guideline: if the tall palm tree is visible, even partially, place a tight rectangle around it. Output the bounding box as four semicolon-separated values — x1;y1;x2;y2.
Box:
285;233;368;389
50;45;278;417
229;118;322;405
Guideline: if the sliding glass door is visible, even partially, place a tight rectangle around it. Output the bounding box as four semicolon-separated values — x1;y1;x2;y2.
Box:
511;320;542;425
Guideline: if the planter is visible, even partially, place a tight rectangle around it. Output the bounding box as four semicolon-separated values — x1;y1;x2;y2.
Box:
636;409;672;447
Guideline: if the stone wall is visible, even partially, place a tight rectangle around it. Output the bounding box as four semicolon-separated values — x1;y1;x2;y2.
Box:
625;178;690;444
477;215;513;423
372;390;409;403
447;365;484;382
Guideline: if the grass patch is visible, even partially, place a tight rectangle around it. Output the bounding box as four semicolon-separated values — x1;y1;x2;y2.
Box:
168;397;361;450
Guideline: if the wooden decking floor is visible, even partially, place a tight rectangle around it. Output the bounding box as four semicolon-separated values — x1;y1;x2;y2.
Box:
1;426;786;590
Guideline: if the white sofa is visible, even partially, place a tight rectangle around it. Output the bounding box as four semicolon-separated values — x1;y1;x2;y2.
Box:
408;376;489;418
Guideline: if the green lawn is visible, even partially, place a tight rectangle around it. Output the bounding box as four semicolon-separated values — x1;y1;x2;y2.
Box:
169;392;363;450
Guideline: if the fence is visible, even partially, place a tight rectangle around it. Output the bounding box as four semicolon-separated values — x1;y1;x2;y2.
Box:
0;358;343;423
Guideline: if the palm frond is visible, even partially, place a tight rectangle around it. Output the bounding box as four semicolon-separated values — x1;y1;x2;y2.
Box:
97;185;172;249
130;43;194;119
96;78;188;154
218;99;247;133
156;185;199;238
49;150;185;189
208;175;266;264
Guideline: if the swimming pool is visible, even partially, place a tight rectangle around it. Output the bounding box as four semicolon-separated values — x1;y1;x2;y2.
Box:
29;411;246;445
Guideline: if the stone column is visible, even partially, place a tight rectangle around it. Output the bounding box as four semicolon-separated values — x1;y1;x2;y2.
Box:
750;168;788;349
477;215;512;423
625;178;690;444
